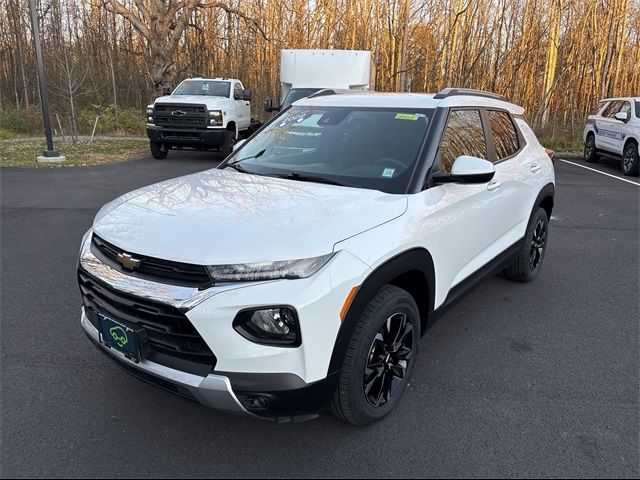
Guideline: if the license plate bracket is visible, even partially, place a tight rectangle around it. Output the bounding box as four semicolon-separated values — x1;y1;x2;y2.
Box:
98;313;141;363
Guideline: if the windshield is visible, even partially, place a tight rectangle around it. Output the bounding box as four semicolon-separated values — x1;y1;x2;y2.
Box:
225;106;433;194
173;80;230;97
281;89;321;109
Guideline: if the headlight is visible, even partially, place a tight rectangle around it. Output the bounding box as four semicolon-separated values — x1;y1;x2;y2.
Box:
208;110;223;126
146;108;153;115
206;253;334;282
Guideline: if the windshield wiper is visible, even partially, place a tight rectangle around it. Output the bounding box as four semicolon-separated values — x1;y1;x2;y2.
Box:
273;171;351;187
225;162;253;174
234;149;266;163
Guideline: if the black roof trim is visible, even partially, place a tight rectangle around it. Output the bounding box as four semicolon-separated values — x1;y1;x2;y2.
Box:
434;88;508;102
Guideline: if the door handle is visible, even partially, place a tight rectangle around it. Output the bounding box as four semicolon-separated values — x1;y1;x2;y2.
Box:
530;163;542;173
487;180;501;192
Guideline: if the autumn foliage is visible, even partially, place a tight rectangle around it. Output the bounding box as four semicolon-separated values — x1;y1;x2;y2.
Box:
1;0;638;137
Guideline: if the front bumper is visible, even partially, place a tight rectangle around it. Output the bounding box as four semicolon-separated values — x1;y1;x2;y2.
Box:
81;310;249;414
78;230;370;420
146;126;227;148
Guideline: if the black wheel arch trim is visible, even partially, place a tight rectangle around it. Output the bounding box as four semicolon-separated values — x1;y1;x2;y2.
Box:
327;248;435;376
533;182;555;219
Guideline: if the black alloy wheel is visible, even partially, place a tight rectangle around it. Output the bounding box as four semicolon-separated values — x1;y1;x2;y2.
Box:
529;218;546;272
363;312;413;408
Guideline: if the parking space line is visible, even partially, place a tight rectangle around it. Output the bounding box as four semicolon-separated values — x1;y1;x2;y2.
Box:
560;159;640;186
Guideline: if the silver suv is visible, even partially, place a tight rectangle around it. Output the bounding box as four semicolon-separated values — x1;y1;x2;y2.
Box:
583;97;640;176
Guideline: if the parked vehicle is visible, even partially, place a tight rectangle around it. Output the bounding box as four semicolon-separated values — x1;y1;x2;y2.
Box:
583;97;640;176
79;88;555;425
146;78;260;159
263;49;371;113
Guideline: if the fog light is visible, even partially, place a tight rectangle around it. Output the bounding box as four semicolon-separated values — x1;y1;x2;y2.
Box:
147;116;154;122
233;307;300;346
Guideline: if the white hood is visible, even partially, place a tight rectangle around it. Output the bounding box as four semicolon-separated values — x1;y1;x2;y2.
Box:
92;169;407;265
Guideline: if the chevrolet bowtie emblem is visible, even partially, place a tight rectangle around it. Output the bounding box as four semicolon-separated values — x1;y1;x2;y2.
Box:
171;110;187;116
116;252;142;270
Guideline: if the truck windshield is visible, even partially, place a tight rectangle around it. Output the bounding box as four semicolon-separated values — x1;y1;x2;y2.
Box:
225;106;433;194
173;80;230;97
281;89;321;109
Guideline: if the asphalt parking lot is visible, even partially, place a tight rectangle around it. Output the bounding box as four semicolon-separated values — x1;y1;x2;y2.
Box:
1;150;638;478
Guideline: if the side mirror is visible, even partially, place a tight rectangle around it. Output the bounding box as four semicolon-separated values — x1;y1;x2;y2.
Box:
614;111;628;122
232;139;246;151
162;86;172;96
242;89;252;101
433;155;495;184
263;98;280;113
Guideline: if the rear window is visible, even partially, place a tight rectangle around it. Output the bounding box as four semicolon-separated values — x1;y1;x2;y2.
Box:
636;101;640;119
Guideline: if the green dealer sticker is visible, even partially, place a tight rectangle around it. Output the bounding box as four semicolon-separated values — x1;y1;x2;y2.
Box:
395;113;420;121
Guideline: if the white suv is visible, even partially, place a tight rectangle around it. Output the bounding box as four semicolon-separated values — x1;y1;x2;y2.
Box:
78;88;555;425
583;97;640;176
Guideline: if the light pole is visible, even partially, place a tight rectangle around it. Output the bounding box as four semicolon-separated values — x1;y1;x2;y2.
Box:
28;0;64;162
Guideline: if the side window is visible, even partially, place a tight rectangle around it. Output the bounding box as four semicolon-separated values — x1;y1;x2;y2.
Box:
233;83;242;99
437;109;487;172
487;110;519;161
603;101;623;118
592;101;607;115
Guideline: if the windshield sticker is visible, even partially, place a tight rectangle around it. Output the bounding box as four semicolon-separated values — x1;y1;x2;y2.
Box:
382;167;396;178
201;83;210;91
395;113;420;121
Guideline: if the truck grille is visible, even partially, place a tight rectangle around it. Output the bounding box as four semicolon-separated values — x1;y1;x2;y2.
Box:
91;234;211;288
79;268;216;376
152;103;207;129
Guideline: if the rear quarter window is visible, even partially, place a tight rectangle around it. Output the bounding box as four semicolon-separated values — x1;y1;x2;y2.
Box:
592;101;607;115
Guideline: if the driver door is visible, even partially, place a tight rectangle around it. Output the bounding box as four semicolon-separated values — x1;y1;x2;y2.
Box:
233;82;250;130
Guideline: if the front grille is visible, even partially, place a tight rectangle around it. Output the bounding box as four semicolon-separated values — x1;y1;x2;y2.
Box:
79;268;216;376
152;103;207;129
91;234;211;288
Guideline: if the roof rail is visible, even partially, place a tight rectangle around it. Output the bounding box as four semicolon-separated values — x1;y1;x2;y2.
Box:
306;89;338;99
434;88;508;102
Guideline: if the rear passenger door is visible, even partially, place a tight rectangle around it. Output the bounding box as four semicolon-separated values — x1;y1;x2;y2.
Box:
431;109;506;287
485;109;531;241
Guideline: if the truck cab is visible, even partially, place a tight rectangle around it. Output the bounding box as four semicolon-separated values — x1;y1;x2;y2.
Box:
264;50;372;113
146;78;253;159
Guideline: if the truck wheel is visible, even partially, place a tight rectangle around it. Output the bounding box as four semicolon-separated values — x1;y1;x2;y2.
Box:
220;130;234;158
622;143;639;176
584;134;598;163
150;142;168;160
329;285;419;426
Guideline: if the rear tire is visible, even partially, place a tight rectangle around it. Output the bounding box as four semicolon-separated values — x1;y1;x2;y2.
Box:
584;134;598;163
502;207;549;283
622;142;639;177
150;141;168;160
329;285;419;426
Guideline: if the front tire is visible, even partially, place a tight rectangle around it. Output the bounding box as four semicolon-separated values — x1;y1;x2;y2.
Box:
150;141;168;160
502;207;549;283
622;142;639;176
584;134;598;163
219;130;234;158
330;285;419;426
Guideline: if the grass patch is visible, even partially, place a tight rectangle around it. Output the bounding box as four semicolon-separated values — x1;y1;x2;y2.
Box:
538;136;583;152
0;138;148;168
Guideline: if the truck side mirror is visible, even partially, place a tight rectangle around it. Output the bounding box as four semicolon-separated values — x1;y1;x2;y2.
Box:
162;86;172;96
264;98;280;113
242;89;252;101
